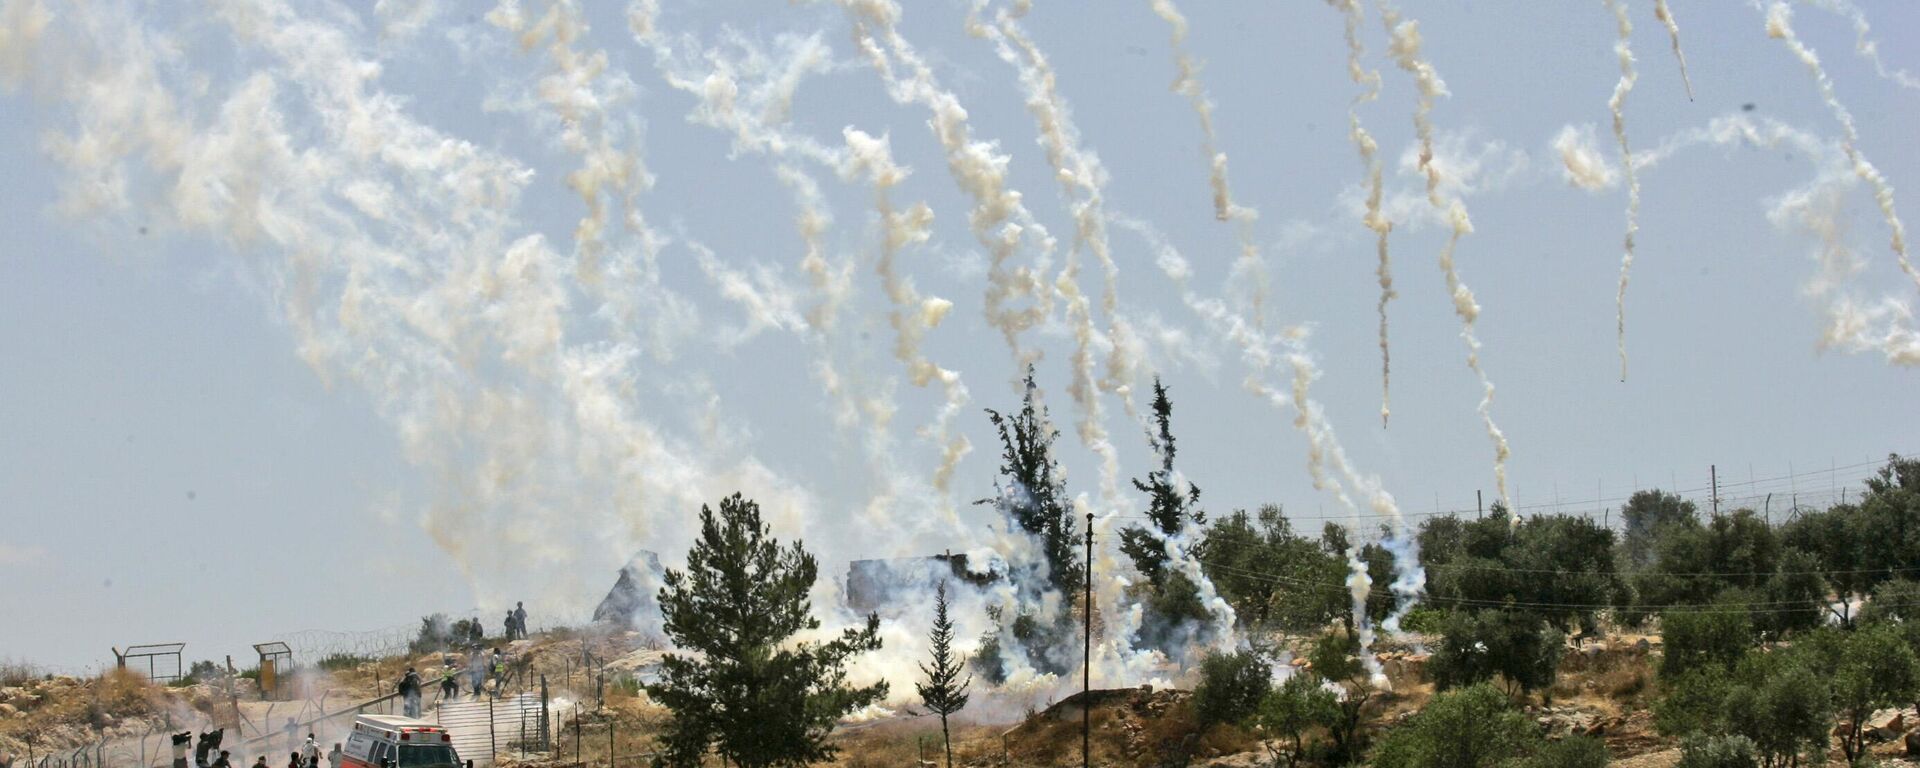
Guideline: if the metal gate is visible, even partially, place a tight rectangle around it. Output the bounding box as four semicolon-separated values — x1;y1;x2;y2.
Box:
435;693;546;765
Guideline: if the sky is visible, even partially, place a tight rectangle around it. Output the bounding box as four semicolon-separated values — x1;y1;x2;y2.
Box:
1;0;1917;673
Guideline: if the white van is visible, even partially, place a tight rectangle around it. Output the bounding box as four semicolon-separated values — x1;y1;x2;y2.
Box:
341;716;466;768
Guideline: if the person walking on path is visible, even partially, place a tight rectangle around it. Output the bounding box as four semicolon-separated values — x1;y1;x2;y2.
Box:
301;735;319;768
326;745;343;768
281;720;299;755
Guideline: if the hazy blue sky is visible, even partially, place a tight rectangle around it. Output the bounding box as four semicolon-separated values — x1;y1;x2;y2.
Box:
2;0;1916;672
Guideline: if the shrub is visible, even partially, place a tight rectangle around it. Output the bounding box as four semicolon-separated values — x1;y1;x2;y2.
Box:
1675;734;1759;768
1660;603;1751;680
1513;737;1609;768
1370;683;1538;768
1192;649;1271;729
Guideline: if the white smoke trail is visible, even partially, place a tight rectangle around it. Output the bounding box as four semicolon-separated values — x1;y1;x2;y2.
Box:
1634;114;1920;365
4;0;844;618
1148;0;1267;326
840;0;1056;367
1803;0;1920;92
1604;0;1643;382
1327;0;1395;427
1652;0;1695;100
1765;2;1920;299
839;128;977;506
1122;217;1415;673
1380;3;1514;513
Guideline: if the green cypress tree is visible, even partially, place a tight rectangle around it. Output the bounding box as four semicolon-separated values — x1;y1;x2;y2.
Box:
915;582;971;768
645;493;888;767
1119;377;1205;581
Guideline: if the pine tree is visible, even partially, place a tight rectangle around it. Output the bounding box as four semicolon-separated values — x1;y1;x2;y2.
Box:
977;368;1083;676
1119;377;1205;581
645;493;888;767
981;368;1083;598
1118;378;1212;652
915;582;971;768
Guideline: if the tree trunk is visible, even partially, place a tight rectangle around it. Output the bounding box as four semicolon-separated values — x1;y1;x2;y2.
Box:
941;715;952;768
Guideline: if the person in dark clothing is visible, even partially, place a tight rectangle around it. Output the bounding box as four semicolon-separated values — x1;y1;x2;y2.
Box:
287;752;301;768
195;730;224;768
212;751;232;768
171;732;191;768
398;667;423;717
512;602;528;639
249;758;266;768
502;611;516;641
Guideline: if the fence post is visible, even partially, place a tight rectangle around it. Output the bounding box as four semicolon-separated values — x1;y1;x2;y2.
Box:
486;695;496;762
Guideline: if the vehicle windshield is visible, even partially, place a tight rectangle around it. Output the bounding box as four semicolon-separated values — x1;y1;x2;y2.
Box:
396;746;456;768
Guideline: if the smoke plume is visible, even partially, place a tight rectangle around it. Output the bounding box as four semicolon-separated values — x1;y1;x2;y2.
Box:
1605;0;1643;382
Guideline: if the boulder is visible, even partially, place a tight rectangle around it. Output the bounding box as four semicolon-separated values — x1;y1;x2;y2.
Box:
1906;729;1920;756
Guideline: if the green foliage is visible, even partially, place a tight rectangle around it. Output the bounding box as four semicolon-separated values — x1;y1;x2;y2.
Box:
971;604;1007;686
1308;629;1376;763
1119;380;1217;654
1192;650;1271;729
981;369;1082;599
916;582;970;768
1256;672;1337;768
316;654;372;672
1659;602;1752;680
1661;645;1834;767
1420;511;1621;632
1861;577;1920;625
1821;623;1920;763
1196;506;1347;632
1117;378;1204;583
645;493;887;768
1622;489;1700;570
1426;609;1564;698
1369;684;1540;768
1628;510;1784;625
1774;456;1920;627
1675;734;1760;768
1511;737;1610;768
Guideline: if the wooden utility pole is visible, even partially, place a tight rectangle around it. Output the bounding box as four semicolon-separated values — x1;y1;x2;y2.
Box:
1711;465;1720;516
1084;511;1093;768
